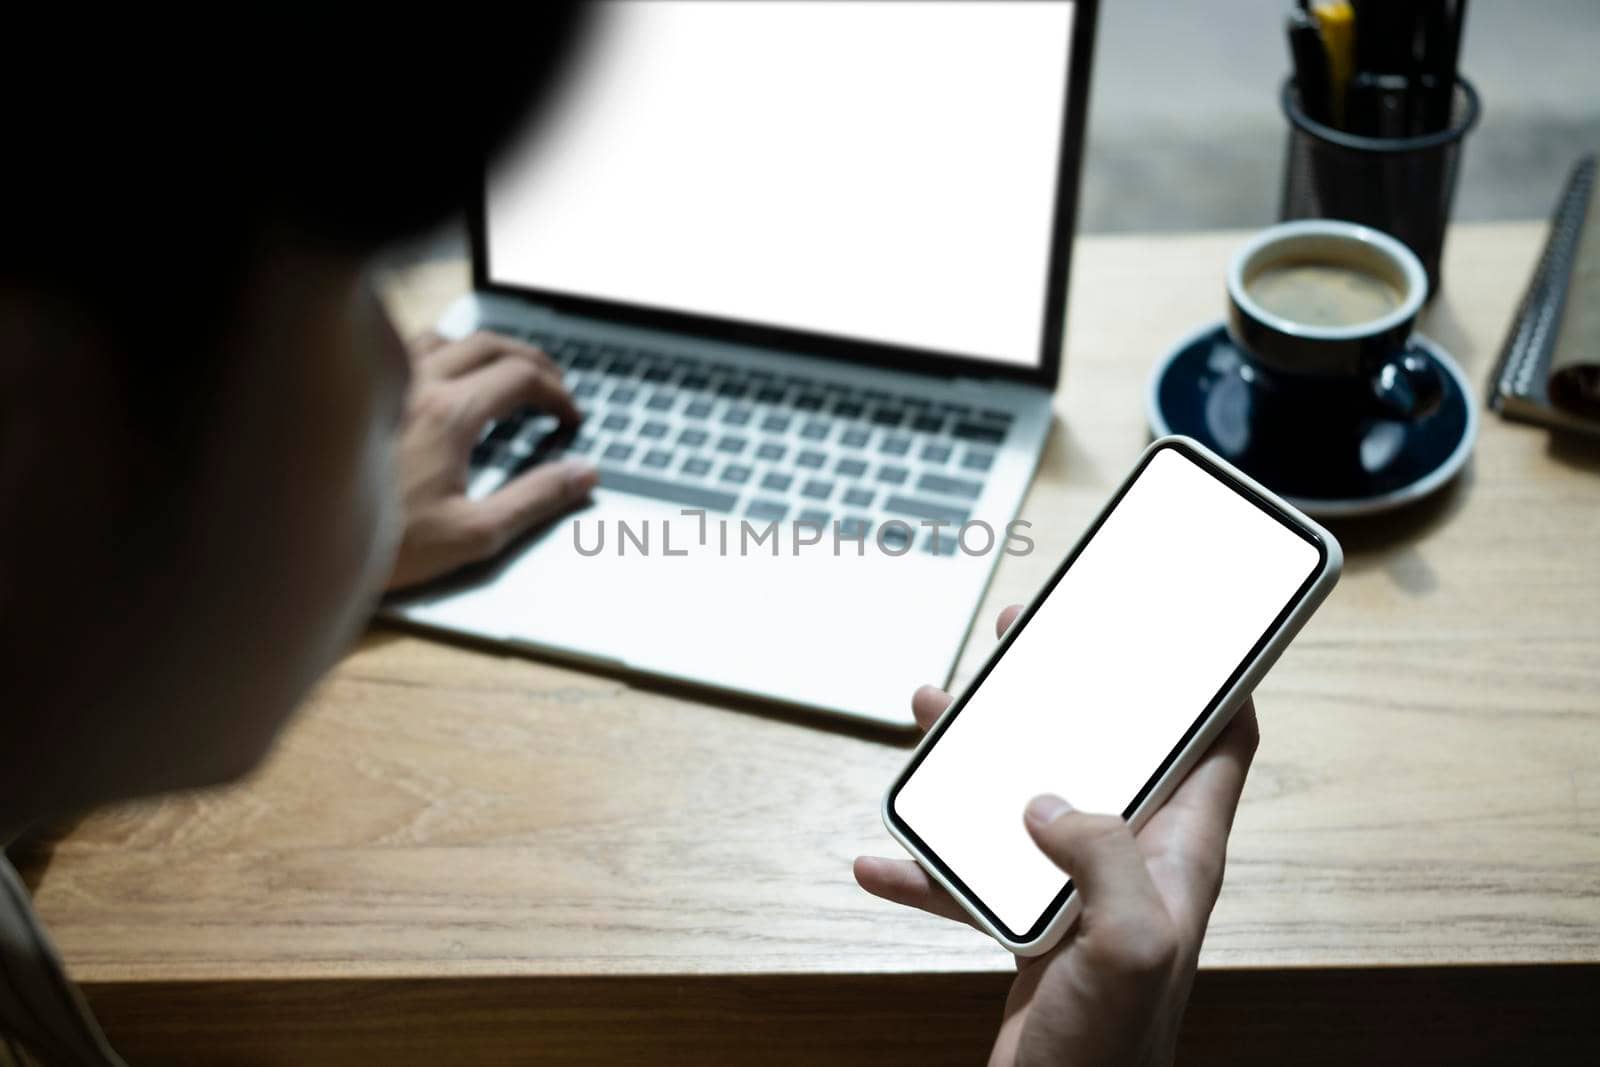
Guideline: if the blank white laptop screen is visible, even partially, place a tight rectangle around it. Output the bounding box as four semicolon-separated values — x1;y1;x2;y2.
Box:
486;0;1076;369
892;447;1322;935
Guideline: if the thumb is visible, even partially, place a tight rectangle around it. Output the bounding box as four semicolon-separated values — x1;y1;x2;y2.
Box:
1024;796;1166;924
470;458;598;557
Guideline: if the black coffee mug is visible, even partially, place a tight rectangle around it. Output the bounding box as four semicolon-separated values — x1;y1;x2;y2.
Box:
1225;220;1443;421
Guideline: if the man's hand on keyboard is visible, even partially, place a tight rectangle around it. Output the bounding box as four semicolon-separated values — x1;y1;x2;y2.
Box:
853;604;1259;1067
386;330;597;592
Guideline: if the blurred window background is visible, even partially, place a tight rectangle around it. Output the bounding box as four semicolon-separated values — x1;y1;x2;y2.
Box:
1081;0;1600;231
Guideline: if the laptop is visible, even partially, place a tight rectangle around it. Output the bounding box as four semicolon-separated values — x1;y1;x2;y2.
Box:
385;0;1098;728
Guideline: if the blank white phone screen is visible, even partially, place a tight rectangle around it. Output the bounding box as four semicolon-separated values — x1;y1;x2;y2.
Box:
893;447;1321;936
486;1;1075;367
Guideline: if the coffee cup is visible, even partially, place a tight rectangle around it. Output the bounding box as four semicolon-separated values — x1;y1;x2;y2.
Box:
1225;219;1442;422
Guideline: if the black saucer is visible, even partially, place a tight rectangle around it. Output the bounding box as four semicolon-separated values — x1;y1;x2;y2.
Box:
1147;323;1477;518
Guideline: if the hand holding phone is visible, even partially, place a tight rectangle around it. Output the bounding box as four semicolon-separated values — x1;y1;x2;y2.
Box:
856;647;1259;1066
857;436;1340;1063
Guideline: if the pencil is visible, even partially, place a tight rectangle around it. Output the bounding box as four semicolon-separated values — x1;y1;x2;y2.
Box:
1312;0;1355;129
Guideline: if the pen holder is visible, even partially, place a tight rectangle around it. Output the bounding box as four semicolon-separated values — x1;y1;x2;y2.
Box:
1278;75;1480;298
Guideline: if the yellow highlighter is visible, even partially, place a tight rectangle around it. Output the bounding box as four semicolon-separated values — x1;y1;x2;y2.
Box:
1313;0;1355;128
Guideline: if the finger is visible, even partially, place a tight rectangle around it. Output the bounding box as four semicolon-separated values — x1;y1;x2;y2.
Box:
409;330;450;360
1024;797;1172;945
460;349;581;426
995;603;1024;638
466;458;598;558
1161;699;1259;835
911;684;952;732
908;601;1021;730
852;856;977;929
432;331;559;381
1138;701;1260;933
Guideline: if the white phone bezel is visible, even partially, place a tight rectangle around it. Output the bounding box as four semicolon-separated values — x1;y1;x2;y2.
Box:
880;434;1344;956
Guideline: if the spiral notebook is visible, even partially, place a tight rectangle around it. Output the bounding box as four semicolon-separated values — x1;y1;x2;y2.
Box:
1488;154;1600;437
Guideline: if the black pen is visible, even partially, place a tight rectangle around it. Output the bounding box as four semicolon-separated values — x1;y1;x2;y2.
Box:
1287;9;1334;126
1425;0;1467;132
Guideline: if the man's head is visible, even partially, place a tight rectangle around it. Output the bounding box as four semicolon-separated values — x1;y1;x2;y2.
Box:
0;13;588;828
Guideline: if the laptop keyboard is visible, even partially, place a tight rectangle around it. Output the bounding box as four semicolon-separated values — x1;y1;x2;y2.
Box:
466;329;1014;556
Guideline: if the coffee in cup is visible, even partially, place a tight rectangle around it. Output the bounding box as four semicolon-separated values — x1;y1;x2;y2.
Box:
1225;219;1442;422
1245;261;1402;328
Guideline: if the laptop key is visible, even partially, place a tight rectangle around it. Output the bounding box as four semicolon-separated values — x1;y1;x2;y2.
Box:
599;467;736;513
952;420;1005;444
918;472;983;499
796;508;830;528
836;457;868;478
601;413;630;433
574;380;601;399
762;472;793;492
723;406;753;427
800;420;829;440
921;443;952;464
755;441;786;462
679;428;709;447
645;391;675;411
963;449;996;472
797;449;826;469
682;456;712;477
838;516;871;540
761;413;791;433
840;427;871;448
834;401;864;419
872;408;905;427
721;464;752;485
883;494;970;525
717;381;750;399
755;385;786;403
795;394;824;411
682;373;711;391
604;442;634;462
879;524;912;551
508;417;555;456
567;435;596;455
880;435;911;457
640;421;669;440
610;386;639;405
876;465;909;486
801;479;833;500
717;435;747;455
643;448;673;469
642;364;672;382
485;419;522;445
685;399;714;419
746;499;789;522
843;487;874;508
912;414;944;433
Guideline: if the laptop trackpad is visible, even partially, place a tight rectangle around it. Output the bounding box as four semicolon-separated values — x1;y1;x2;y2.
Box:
390;489;986;726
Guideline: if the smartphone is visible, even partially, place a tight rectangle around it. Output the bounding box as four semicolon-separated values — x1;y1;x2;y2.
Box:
883;436;1342;956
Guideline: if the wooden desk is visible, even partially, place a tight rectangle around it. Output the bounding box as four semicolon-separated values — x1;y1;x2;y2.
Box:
19;223;1600;1064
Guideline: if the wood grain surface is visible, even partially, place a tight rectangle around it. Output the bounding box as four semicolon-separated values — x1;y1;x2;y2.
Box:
17;223;1600;1061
